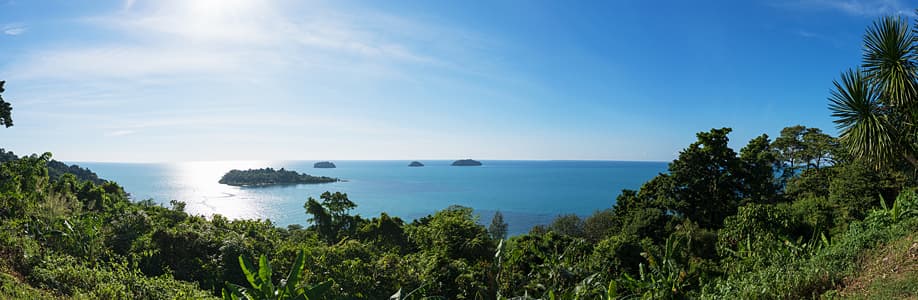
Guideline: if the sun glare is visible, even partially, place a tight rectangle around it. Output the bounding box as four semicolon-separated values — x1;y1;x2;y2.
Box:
168;160;274;221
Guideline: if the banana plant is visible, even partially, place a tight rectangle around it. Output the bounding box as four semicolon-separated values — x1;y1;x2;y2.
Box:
879;188;918;222
617;235;689;299
222;249;332;300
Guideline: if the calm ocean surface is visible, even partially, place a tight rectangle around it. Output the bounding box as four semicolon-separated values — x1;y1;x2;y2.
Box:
75;160;667;235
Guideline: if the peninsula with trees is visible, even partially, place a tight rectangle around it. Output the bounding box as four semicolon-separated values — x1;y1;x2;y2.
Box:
218;168;339;186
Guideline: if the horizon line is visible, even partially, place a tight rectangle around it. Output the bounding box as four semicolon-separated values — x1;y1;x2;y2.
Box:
62;158;672;164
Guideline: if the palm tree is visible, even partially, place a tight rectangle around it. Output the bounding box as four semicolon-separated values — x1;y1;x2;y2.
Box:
829;16;918;169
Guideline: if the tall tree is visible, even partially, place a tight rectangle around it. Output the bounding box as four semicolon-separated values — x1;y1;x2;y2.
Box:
304;197;333;242
801;128;837;170
772;125;807;174
668;128;743;228
829;16;918;169
739;134;779;203
308;191;359;243
319;191;355;217
488;210;508;240
0;81;12;127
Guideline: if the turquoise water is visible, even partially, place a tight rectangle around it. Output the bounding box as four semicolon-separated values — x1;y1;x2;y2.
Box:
76;160;667;235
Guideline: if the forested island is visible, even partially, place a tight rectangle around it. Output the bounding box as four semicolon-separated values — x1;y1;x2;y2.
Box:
451;159;482;166
218;168;339;186
314;161;336;168
409;161;424;167
0;12;917;300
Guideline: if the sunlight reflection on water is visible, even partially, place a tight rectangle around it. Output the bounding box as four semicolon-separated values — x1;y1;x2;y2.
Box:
165;161;275;221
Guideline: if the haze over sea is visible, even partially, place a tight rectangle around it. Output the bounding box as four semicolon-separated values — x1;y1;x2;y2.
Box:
76;160;667;235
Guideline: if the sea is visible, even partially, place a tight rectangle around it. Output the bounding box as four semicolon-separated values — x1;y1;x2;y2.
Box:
75;160;668;236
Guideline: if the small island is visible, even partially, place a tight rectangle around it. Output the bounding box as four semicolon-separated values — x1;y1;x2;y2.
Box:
218;168;339;186
451;159;482;166
314;161;336;168
409;161;424;167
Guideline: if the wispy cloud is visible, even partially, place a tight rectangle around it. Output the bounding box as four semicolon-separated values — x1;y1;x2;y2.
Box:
105;130;136;137
7;0;454;81
777;0;914;17
0;0;518;162
122;0;136;11
792;29;847;47
14;46;244;79
2;23;26;35
796;30;819;38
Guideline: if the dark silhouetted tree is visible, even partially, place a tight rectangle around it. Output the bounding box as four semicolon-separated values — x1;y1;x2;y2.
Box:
0;81;12;127
488;211;508;240
304;197;333;243
739;134;779;203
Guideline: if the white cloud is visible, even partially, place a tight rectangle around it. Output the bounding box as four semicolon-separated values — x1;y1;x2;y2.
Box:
8;0;452;81
14;46;244;79
2;24;25;35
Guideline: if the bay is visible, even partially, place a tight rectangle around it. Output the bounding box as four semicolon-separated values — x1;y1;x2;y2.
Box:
75;160;667;235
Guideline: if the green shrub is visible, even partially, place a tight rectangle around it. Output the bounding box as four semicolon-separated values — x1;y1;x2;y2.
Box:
0;272;61;299
589;234;643;276
30;254;215;299
582;209;617;243
828;162;906;226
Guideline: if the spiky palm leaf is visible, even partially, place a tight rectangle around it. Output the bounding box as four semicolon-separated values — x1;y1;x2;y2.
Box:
863;16;918;108
829;69;899;168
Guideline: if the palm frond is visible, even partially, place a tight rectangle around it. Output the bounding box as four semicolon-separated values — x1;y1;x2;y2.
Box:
863;16;918;108
829;69;899;168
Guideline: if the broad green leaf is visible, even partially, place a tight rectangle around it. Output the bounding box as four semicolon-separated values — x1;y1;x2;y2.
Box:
303;280;333;300
258;255;275;298
239;256;260;290
281;249;306;298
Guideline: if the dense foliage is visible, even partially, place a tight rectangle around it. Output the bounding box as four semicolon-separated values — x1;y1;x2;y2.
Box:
0;81;12;128
218;168;338;186
1;148;104;184
1;10;917;300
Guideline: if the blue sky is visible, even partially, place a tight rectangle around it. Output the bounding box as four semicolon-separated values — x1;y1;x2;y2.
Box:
0;0;913;162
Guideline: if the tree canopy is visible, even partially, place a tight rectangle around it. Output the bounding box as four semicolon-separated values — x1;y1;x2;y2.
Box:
0;81;12;127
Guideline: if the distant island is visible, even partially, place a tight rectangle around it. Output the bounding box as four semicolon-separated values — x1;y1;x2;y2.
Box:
218;168;339;186
451;159;482;166
314;161;336;168
409;161;424;167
